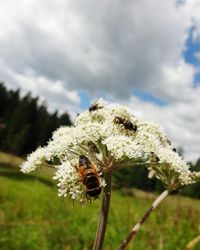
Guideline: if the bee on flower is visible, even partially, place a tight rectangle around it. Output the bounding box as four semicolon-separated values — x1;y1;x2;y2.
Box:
20;100;200;203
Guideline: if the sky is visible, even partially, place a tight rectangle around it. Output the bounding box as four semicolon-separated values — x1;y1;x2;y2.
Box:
0;0;200;162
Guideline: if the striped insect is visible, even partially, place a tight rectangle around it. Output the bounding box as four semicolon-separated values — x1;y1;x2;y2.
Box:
76;155;102;199
114;116;137;132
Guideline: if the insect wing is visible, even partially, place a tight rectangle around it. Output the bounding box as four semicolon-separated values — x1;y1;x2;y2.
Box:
79;155;92;169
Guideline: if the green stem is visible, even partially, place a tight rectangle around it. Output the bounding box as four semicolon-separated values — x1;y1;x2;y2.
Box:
93;171;112;250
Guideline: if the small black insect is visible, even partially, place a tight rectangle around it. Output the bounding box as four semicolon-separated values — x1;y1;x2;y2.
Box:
114;116;137;132
89;101;103;112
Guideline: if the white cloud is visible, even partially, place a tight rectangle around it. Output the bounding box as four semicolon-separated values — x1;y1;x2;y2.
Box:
0;0;196;98
0;59;80;116
0;0;200;161
122;93;200;162
183;0;200;41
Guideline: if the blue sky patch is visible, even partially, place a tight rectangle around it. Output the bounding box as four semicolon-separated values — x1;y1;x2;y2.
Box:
184;26;200;86
79;90;91;110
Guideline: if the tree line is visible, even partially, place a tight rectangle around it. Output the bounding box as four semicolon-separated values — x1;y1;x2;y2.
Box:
0;82;71;156
0;82;199;198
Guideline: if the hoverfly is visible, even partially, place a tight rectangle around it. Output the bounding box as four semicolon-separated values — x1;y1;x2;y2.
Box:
76;155;102;199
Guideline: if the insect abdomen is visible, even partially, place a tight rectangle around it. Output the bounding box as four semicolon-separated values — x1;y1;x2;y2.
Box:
83;173;102;198
86;187;101;198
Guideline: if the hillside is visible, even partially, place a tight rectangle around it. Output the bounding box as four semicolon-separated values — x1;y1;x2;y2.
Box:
0;153;200;250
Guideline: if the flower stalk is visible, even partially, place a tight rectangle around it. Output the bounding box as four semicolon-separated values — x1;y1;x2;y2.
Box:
117;189;169;250
93;171;112;250
20;100;200;249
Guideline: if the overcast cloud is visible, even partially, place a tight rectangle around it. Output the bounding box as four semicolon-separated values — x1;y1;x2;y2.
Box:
0;0;200;161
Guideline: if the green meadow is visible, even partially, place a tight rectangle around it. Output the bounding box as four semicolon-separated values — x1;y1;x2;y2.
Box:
0;152;200;250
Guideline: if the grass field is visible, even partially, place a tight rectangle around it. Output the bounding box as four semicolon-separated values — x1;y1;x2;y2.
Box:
0;152;200;250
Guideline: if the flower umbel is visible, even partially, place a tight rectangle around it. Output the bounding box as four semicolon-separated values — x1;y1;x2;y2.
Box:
20;100;200;202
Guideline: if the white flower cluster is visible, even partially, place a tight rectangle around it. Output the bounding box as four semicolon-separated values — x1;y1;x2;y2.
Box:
20;100;200;201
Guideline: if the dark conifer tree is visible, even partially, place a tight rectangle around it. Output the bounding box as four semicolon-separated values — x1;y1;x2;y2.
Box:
0;83;72;156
